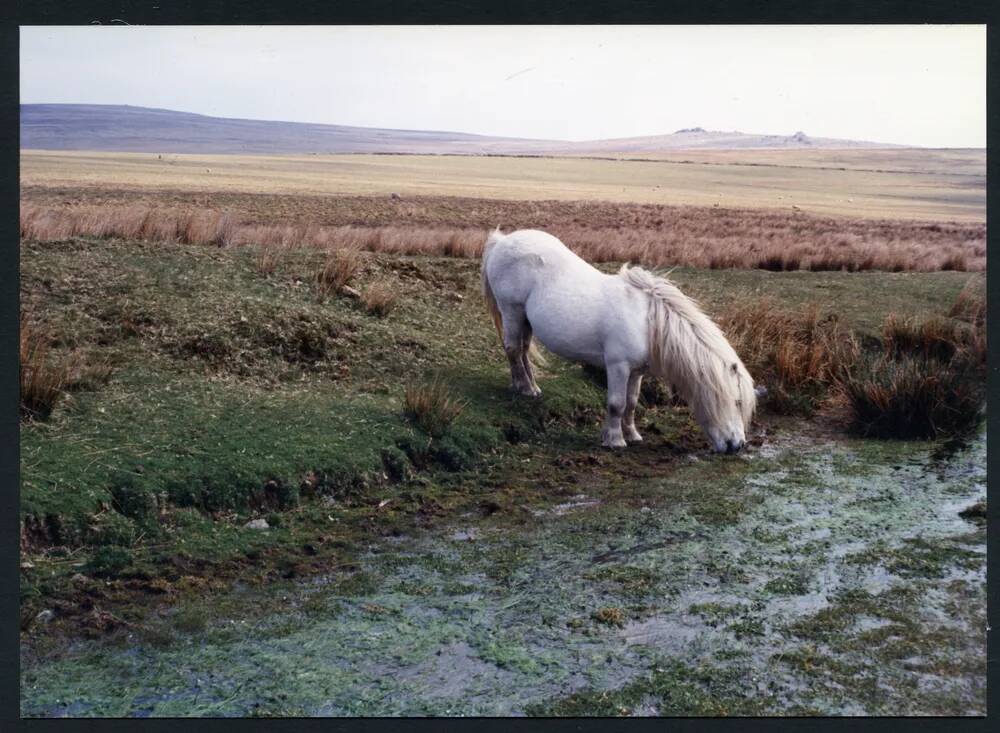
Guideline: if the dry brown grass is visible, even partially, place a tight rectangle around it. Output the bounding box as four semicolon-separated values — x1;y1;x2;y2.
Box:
718;298;859;414
20;196;985;273
403;378;466;437
882;311;986;367
21;149;985;222
20;316;112;421
254;245;284;276
838;350;985;439
361;281;398;317
20;315;71;420
948;276;986;327
315;249;363;300
718;297;986;436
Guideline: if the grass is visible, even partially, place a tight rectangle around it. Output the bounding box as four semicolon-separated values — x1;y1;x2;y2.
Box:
838;353;985;439
716;289;986;437
17;231;983;629
948;275;986;326
20;149;985;221
20;198;984;273
718;298;859;414
315;248;362;300
361;281;398;317
20;314;112;421
837;290;986;439
404;378;466;438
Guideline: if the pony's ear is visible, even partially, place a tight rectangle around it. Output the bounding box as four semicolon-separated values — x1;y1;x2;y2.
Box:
754;385;769;398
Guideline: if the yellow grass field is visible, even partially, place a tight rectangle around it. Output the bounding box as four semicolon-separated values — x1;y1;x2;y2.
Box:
21;148;985;222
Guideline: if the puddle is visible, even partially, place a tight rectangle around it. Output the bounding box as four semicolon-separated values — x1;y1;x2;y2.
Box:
21;431;987;717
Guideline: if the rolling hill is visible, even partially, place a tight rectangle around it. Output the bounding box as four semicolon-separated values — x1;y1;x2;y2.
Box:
21;104;904;155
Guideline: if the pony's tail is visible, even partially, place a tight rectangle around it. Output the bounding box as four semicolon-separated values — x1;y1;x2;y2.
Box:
481;228;506;346
481;228;546;366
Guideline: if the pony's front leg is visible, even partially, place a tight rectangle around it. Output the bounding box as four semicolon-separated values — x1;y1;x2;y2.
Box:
601;361;630;449
623;371;643;442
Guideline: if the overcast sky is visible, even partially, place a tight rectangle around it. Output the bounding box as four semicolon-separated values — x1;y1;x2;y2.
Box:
20;25;986;147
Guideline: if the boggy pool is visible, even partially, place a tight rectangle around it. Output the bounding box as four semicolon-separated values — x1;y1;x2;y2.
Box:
21;431;987;716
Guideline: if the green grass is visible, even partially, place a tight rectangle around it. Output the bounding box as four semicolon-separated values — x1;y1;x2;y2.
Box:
19;235;976;614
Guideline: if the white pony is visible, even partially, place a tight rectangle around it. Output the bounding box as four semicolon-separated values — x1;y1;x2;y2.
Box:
481;229;760;453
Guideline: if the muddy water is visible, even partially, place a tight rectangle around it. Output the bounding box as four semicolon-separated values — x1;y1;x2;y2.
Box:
21;432;986;717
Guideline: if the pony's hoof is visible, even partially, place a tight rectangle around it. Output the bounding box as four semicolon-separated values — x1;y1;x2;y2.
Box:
625;431;643;443
602;432;627;449
515;386;542;398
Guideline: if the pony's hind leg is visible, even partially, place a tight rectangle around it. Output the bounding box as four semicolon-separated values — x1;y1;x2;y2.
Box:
519;320;542;397
623;370;643;442
500;304;539;397
601;361;630;449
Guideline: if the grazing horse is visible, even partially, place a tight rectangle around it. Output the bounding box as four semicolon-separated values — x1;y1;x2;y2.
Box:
481;229;759;453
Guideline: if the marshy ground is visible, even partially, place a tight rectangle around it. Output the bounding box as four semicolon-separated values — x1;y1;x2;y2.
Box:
19;187;986;717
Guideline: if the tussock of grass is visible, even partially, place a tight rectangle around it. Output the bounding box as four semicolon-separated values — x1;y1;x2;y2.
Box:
20;315;111;421
881;313;982;363
254;245;283;276
315;248;362;300
404;378;466;437
719;298;858;414
20;315;72;420
361;281;398;317
840;336;985;441
948;276;986;327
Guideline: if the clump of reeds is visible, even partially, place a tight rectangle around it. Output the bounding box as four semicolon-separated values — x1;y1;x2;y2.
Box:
315;249;362;300
882;314;963;362
361;281;398;317
18;201;985;273
837;307;986;439
718;298;858;414
20;316;111;421
948;276;986;327
404;378;466;437
254;245;283;276
837;352;984;439
20;315;71;420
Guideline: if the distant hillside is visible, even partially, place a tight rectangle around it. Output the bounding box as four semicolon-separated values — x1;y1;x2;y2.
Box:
20;104;904;155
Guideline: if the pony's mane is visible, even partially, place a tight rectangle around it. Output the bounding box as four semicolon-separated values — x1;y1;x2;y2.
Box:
619;264;756;429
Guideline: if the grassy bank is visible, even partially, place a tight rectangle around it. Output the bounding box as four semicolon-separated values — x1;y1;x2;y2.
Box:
19;235;982;635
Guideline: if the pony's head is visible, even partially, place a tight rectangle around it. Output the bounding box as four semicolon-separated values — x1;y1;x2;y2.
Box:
619;265;757;454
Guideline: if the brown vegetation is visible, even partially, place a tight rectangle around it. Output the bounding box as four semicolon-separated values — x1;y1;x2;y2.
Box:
719;292;986;438
20;315;111;421
404;379;466;437
948;276;986;327
719;298;859;414
837;352;984;439
361;282;398;317
254;245;283;276
20;194;985;272
315;249;362;300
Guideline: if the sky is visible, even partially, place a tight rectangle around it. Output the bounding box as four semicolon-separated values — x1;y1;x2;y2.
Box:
20;25;986;147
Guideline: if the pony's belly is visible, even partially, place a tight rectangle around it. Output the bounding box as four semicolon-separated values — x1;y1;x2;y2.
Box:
526;298;607;366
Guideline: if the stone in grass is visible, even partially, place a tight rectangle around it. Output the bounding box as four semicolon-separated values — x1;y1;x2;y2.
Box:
35;609;56;625
244;518;270;530
959;501;986;521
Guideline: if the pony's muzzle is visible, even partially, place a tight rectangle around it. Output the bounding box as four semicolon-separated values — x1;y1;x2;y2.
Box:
724;439;744;454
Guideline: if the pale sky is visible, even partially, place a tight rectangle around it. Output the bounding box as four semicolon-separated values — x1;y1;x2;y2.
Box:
20;25;986;147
